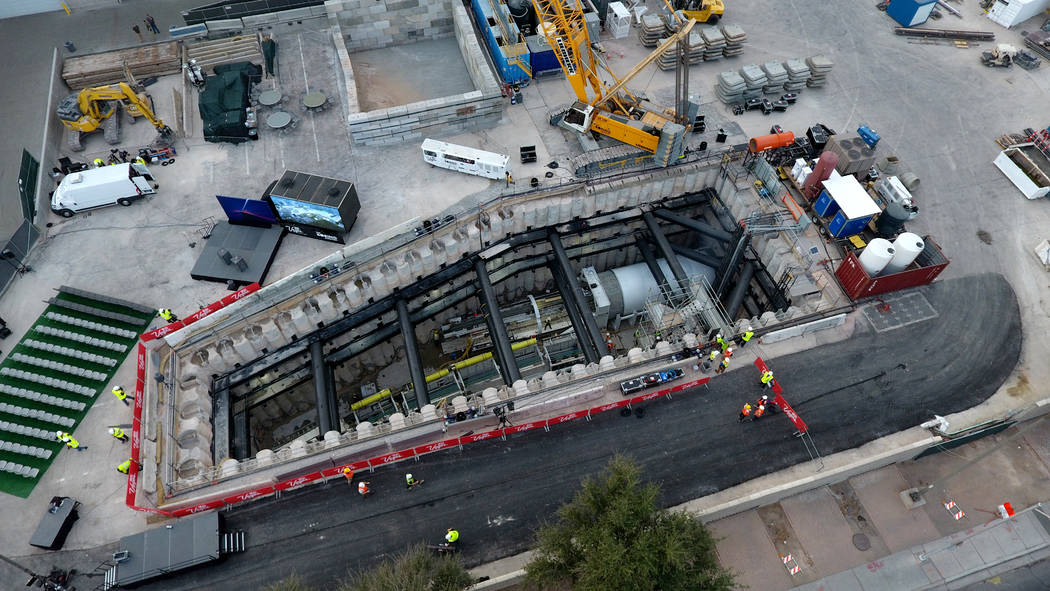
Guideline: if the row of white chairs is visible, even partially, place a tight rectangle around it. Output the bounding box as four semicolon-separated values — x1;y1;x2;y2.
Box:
0;383;86;411
46;312;137;339
0;420;60;441
0;402;73;427
23;339;117;367
0;368;94;397
34;325;127;352
0;460;40;479
0;440;52;459
11;353;107;381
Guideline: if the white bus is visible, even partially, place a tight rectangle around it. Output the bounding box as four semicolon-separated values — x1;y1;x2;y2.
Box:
421;138;510;180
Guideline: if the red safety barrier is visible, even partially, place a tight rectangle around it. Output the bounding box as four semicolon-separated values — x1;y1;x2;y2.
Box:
155;373;710;517
368;448;417;468
773;393;807;434
458;429;502;444
413;438;462;456
753;358;806;433
141;283;260;341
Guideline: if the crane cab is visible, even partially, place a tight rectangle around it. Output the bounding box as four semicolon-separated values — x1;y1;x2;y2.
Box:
559;101;596;135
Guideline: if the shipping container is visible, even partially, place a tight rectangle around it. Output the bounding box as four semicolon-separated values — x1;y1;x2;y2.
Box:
835;235;949;300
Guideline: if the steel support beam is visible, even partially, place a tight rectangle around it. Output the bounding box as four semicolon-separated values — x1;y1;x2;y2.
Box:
549;261;601;363
725;262;755;319
716;230;752;296
668;242;722;269
548;233;606;362
397;299;430;409
309;340;337;436
635;238;676;304
474;259;521;385
653;208;733;243
642;212;689;288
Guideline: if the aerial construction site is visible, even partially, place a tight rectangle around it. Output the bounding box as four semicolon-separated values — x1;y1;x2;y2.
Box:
0;0;1048;589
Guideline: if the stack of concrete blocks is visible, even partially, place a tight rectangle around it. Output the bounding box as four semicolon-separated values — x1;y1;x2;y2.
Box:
761;61;788;95
716;70;746;104
700;26;727;61
739;64;766;100
805;54;833;88
721;24;746;57
638;14;666;47
344;4;503;145
783;58;809;92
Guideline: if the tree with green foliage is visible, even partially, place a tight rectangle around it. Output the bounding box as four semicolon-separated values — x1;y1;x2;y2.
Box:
343;543;474;591
524;455;736;591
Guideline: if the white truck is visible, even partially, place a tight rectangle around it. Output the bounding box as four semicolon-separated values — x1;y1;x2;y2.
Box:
51;162;158;218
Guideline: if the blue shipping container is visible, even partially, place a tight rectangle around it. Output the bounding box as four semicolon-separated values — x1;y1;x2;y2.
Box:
813;189;840;217
829;211;875;238
886;0;937;27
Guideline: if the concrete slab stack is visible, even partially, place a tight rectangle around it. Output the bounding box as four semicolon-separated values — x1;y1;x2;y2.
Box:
760;61;788;95
721;24;747;57
638;14;667;47
739;64;766;100
657;31;705;70
700;26;727;61
783;58;810;92
715;70;746;103
806;54;834;88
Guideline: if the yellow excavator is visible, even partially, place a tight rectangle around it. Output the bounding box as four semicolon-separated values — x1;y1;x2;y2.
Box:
675;0;724;24
55;82;173;152
531;0;697;166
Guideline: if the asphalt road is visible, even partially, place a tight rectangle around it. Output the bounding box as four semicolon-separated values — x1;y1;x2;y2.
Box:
23;273;1020;590
960;555;1050;591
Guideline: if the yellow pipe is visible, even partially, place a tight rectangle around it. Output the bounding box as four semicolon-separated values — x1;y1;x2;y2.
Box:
349;338;537;411
62;2;70;14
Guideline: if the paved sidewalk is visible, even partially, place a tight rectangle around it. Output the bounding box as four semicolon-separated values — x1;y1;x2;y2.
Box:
793;507;1050;590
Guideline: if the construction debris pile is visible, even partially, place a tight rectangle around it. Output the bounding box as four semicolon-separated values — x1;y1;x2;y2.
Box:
715;55;833;104
641;17;748;70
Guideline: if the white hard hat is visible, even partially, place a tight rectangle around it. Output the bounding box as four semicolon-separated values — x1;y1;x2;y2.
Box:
108;428;117;435
747;325;753;331
727;347;733;353
55;430;63;436
406;473;412;479
716;333;722;338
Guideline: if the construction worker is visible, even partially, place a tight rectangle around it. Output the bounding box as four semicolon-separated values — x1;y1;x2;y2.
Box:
760;370;775;389
108;427;129;442
605;334;615;352
708;349;719;362
406;473;422;489
93;158;105;168
358;480;371;496
342;466;354;486
755;394;770;408
62;433;87;452
753;404;767;420
445;528;460;545
715;333;726;349
134;156;147;166
158;308;179;323
723;347;734;360
55;431;69;442
112;386;132;406
738;403;752;422
741;326;755;347
716;357;730;374
117;459;133;474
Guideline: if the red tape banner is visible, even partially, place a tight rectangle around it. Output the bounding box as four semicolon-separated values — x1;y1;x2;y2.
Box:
368;448;417;468
141;283;260;341
773;393;807;433
157;373;712;517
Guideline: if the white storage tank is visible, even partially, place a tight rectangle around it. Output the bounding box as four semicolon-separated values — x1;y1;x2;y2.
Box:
858;238;895;276
884;233;924;275
599;256;716;317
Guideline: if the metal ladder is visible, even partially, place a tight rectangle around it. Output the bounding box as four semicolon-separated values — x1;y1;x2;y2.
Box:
221;530;247;554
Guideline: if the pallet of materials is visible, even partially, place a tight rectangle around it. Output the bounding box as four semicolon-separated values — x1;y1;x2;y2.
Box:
62;42;181;89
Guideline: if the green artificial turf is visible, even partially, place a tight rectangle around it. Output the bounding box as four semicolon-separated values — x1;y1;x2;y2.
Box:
0;290;154;498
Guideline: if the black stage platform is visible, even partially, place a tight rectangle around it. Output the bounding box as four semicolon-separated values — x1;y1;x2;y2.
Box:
190;222;285;287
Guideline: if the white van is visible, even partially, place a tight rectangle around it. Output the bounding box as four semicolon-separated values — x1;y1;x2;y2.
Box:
51;162;158;218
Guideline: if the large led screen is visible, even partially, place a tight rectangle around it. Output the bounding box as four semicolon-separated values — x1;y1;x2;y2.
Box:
268;195;347;233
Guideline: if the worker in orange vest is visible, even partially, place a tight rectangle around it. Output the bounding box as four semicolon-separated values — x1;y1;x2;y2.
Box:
342;466;354;487
358;480;372;496
738;403;753;422
753;404;767;420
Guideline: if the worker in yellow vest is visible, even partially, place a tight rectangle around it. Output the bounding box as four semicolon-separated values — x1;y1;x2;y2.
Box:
760;370;775;389
158;308;179;323
112;386;132;406
741;326;755;347
117;459;133;474
108;427;129;442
